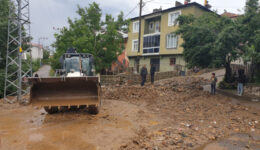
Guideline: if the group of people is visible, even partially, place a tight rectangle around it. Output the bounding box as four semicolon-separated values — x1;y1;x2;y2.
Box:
210;69;247;96
140;65;247;97
140;64;156;86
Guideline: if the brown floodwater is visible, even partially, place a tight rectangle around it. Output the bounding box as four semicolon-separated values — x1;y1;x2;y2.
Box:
0;100;139;150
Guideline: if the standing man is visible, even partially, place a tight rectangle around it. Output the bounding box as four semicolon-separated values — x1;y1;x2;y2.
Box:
34;73;39;77
150;64;156;84
210;73;217;95
237;69;246;96
140;65;148;86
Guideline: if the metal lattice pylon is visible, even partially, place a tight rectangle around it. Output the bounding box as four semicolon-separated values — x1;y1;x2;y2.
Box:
4;0;32;103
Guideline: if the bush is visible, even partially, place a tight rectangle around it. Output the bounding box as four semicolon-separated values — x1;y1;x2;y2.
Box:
218;81;237;89
50;57;61;71
42;59;50;65
0;69;5;98
49;69;55;77
32;59;41;72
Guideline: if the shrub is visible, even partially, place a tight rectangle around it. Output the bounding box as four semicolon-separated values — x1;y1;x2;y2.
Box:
218;81;237;89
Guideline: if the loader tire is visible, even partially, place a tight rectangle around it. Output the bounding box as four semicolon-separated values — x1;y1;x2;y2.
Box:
70;106;79;111
44;106;59;114
88;105;99;114
60;106;69;112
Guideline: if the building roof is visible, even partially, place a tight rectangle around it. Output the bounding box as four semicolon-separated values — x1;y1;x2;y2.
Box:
31;43;43;49
131;2;211;20
118;31;128;39
221;11;240;19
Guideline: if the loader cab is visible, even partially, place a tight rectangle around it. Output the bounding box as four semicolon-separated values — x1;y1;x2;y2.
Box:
65;57;80;73
81;57;94;76
63;53;95;77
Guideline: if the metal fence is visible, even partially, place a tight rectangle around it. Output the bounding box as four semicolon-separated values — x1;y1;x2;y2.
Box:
231;63;252;78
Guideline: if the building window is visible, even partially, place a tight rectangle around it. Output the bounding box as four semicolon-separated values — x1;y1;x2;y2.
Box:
155;21;160;33
149;22;154;30
166;33;178;49
133;21;139;33
168;11;181;26
170;57;176;66
143;34;160;54
132;40;139;52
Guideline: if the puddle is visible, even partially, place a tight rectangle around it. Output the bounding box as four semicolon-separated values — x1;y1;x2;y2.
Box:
194;133;260;150
251;99;259;102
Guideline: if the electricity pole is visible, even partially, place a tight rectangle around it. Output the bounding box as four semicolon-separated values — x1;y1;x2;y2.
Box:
138;0;142;53
134;0;143;74
4;0;32;103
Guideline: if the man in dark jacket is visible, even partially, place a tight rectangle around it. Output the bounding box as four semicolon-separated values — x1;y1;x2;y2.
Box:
34;73;39;77
237;69;246;96
140;65;148;86
150;64;156;84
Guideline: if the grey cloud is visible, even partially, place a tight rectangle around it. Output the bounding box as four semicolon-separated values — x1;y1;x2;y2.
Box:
30;0;247;47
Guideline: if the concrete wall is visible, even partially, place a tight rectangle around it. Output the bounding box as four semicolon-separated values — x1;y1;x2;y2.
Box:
31;46;43;60
129;55;186;72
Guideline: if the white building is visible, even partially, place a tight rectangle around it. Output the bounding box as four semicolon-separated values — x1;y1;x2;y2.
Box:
30;43;43;60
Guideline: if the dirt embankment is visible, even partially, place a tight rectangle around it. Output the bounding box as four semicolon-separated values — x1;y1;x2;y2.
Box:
103;77;260;150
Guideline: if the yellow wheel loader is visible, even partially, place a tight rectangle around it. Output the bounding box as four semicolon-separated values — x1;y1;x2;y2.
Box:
29;48;101;114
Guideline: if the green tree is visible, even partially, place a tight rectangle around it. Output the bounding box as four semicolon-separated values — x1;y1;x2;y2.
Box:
0;0;10;98
240;0;260;82
43;49;50;60
176;14;216;68
213;22;241;82
176;13;240;82
52;2;127;73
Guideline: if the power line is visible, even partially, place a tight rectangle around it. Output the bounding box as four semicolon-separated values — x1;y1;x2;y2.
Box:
125;4;139;18
144;0;156;3
125;0;156;19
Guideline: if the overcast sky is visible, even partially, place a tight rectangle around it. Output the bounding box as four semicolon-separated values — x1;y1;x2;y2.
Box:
30;0;248;48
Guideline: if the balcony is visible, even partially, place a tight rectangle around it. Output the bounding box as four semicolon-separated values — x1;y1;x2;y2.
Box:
144;16;161;35
143;33;160;55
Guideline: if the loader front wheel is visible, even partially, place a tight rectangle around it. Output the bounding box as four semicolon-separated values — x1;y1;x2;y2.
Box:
88;105;99;114
44;106;59;114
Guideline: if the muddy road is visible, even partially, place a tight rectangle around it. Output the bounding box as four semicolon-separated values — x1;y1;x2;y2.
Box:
0;77;259;150
0;100;141;150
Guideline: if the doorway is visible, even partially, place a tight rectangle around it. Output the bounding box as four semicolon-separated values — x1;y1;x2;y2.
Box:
150;58;160;72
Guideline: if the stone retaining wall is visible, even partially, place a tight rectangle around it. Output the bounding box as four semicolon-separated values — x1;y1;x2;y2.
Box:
244;85;260;97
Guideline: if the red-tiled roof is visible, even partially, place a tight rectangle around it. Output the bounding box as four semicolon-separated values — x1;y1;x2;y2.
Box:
221;11;240;18
31;43;43;49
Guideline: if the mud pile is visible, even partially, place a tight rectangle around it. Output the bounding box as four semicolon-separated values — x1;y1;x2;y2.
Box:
103;77;207;101
105;77;260;150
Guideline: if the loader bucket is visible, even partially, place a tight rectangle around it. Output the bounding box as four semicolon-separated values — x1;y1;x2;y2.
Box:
28;77;100;113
